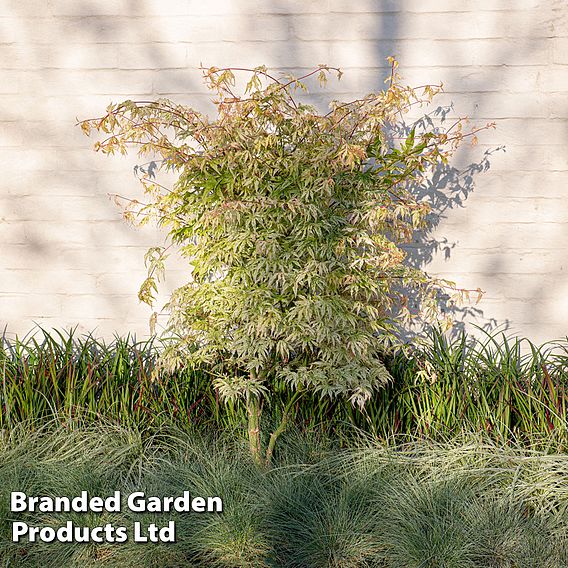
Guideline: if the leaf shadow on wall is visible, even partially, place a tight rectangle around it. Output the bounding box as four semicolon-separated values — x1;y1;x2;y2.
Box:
390;111;506;336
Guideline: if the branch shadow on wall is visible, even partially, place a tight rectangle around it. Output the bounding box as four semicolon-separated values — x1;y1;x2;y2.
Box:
384;108;506;337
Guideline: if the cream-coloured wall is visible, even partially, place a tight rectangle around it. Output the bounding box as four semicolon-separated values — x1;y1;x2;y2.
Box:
1;0;566;342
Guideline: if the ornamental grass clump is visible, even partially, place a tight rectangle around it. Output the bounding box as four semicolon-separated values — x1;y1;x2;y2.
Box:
81;62;487;464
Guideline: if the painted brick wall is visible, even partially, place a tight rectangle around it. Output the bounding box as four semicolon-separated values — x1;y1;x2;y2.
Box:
1;0;566;342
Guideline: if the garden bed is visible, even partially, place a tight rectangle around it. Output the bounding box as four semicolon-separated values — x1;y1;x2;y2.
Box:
1;421;567;567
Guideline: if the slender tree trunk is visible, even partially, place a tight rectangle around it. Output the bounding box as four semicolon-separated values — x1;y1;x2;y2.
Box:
265;391;301;465
265;411;288;466
246;394;263;466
